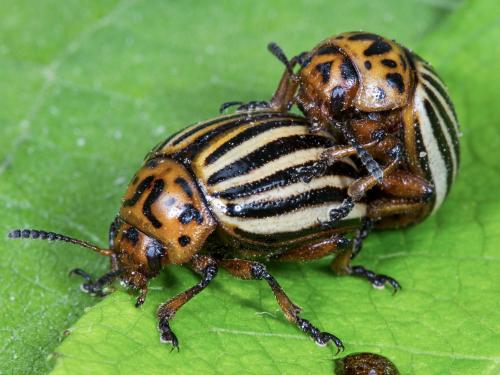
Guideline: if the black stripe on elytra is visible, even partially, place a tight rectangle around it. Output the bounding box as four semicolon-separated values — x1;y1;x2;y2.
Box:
170;112;246;146
123;227;139;245
234;216;362;244
364;40;392;56
225;186;347;218
421;72;458;121
174;177;193;198
142;179;165;228
172;113;291;164
178;204;203;225
374;87;386;101
381;59;397;68
315;62;332;83
423;99;453;194
423;85;460;168
214;160;357;200
204;119;306;166
340;58;357;85
123;175;154;206
348;33;380;41
330;86;346;113
413;120;433;182
146;238;165;274
386;73;405;93
316;45;341;55
207;134;335;186
413;121;435;209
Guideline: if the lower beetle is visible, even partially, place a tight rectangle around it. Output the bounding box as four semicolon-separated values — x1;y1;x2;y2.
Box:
9;111;402;352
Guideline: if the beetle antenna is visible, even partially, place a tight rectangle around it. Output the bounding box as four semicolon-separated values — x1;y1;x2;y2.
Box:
7;228;112;256
267;42;294;75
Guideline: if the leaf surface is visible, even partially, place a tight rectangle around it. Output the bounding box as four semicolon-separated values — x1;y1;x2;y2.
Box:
1;1;498;374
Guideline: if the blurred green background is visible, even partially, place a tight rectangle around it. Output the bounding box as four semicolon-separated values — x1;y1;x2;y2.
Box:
1;1;499;374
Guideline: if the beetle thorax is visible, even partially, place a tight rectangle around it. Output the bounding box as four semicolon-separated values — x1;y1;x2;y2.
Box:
118;157;216;265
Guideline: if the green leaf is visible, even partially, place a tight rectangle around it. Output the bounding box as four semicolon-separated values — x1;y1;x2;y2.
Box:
1;1;498;374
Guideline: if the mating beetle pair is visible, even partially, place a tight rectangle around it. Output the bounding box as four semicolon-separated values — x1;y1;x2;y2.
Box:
10;32;459;352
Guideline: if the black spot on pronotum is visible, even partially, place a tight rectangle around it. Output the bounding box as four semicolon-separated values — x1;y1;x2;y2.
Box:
315;62;332;84
348;33;380;41
381;59;397;68
364;61;372;70
146;238;165;273
374;87;386;101
330;86;346;113
143;179;165;228
335;35;345;40
178;204;203;225
178;235;191;247
386;72;405;93
174;177;193;198
124;175;154;206
123;227;139;245
316;45;340;55
364;40;392;56
340;58;357;85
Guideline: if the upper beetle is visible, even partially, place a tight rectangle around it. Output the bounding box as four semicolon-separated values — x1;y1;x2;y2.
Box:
223;32;460;227
10;111;404;353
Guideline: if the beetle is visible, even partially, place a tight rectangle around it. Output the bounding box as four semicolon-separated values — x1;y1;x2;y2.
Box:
335;352;400;375
9;111;403;352
222;32;460;227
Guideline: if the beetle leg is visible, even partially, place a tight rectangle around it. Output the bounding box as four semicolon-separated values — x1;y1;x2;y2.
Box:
351;218;373;259
220;43;300;114
220;259;344;353
339;126;385;186
156;255;218;350
69;268;122;297
330;232;401;293
378;170;434;200
368;198;430;228
272;234;350;262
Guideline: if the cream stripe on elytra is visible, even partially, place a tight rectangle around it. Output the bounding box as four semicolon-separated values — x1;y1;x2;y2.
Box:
205;148;326;193
202;126;311;177
228;174;355;206
414;86;448;213
420;89;458;181
216;203;367;235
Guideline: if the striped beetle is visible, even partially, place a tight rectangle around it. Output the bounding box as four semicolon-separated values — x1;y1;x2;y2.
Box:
10;111;402;352
223;32;460;227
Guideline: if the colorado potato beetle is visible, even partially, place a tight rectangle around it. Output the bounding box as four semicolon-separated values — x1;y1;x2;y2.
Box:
223;32;460;227
10;111;404;352
335;352;400;375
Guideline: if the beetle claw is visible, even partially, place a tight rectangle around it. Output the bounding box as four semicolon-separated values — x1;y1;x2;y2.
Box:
159;319;180;352
350;265;402;292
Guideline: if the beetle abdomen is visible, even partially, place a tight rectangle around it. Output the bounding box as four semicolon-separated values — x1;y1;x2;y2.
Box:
405;56;460;213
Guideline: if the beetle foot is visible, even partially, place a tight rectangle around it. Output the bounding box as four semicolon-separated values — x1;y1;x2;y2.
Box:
69;268;115;297
158;319;179;352
296;316;344;354
350;265;401;293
